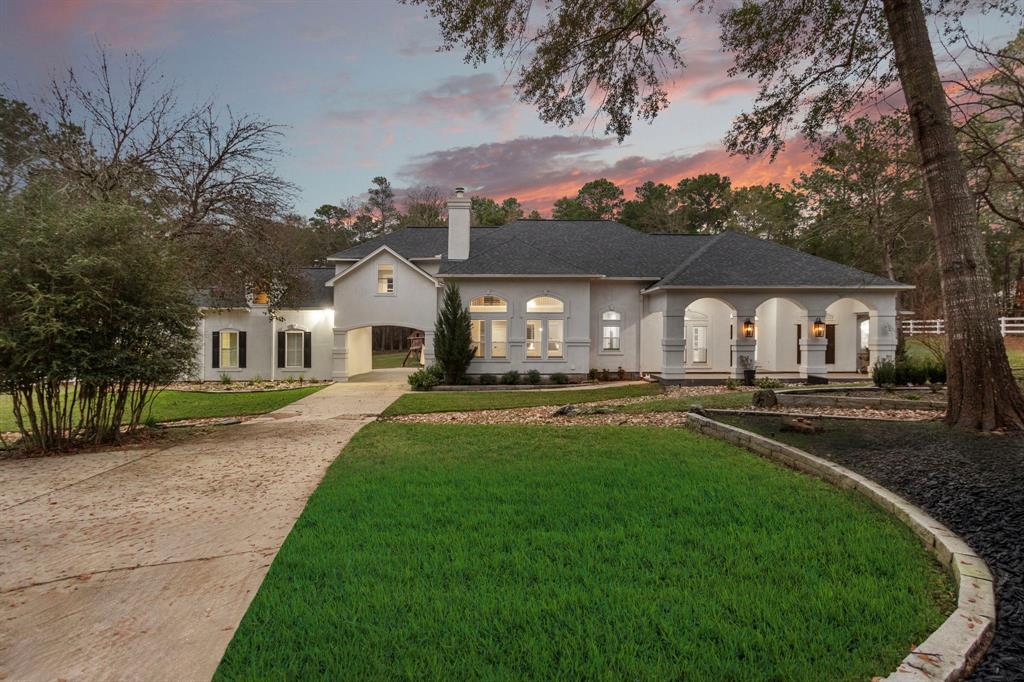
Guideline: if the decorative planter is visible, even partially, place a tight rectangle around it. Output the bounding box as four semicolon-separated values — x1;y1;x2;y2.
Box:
742;369;756;386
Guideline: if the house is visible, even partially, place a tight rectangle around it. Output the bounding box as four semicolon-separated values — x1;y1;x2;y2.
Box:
197;187;908;383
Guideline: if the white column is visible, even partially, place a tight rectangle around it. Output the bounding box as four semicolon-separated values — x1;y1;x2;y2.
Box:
661;307;687;381
799;311;829;381
868;311;898;368
331;328;349;382
732;310;758;380
422;330;436;367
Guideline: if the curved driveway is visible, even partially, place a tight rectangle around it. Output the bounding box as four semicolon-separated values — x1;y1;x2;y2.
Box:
0;371;408;681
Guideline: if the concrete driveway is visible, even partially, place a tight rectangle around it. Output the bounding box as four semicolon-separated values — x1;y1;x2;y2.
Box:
0;371;408;681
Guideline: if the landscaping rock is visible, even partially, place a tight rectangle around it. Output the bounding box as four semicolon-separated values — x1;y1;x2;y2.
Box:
552;404;579;416
752;389;778;408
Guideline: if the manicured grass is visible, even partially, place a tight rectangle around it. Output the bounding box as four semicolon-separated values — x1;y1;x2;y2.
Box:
905;337;1024;367
216;423;953;681
382;382;663;416
0;385;323;431
372;351;411;369
616;389;757;412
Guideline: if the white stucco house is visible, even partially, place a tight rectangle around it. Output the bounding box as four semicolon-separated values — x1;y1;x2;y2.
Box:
196;187;909;384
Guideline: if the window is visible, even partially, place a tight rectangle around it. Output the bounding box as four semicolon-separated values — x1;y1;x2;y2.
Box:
471;319;484;358
526;296;563;313
285;330;304;368
469;295;507;313
601;310;621;351
490;320;507;358
526;320;542;358
690;325;708;364
220;331;239;368
547;319;564;358
377;264;394;294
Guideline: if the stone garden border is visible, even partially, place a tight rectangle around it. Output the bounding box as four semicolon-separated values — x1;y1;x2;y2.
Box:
774;386;945;411
685;412;995;682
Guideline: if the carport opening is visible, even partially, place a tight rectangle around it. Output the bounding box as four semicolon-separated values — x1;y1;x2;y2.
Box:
372;325;424;369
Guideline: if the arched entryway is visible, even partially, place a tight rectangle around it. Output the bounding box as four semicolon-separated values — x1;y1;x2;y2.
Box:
371;325;425;369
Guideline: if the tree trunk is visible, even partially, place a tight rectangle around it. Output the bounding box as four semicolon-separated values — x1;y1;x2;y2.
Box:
882;0;1024;430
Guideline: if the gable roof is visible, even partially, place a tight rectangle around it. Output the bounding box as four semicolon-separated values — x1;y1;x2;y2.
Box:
329;220;908;289
324;245;438;286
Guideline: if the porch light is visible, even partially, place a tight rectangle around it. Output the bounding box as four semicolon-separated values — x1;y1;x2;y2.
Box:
812;317;826;337
741;318;755;338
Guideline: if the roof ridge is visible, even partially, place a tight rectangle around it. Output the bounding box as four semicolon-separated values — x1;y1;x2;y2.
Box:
655;231;728;286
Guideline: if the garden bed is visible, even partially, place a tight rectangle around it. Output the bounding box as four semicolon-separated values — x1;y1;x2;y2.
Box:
713;414;1024;681
164;379;331;393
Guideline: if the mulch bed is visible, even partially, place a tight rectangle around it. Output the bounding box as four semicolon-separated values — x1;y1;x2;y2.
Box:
715;415;1024;681
163;380;330;393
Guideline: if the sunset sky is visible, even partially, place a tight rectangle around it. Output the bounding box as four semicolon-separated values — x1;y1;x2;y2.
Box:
0;1;1013;215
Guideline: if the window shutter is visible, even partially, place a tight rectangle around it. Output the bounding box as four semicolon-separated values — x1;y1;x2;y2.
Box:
277;331;286;368
303;331;312;368
239;331;247;369
211;331;220;369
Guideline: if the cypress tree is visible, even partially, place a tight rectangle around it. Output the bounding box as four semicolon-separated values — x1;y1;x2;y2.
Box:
433;282;474;384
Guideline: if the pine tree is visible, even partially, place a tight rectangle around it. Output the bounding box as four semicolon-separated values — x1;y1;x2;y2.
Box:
433;282;474;385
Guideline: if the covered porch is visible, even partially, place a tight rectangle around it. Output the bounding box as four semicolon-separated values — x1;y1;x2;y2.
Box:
642;289;900;383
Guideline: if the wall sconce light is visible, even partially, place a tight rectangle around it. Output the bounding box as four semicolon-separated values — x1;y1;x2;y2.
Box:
812;317;826;338
742;318;755;338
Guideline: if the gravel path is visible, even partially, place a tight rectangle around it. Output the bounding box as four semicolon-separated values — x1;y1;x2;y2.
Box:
716;415;1024;681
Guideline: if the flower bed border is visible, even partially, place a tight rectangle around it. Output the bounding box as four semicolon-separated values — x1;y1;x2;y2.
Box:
774;386;945;411
686;412;994;682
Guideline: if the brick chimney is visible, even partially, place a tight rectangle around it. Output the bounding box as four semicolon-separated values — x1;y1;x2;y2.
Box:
447;186;471;260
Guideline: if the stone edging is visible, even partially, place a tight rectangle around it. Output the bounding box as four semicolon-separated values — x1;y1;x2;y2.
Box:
704;408;937;423
685;412;995;682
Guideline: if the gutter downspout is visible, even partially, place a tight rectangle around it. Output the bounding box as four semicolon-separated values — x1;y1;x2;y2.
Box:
271;315;277;381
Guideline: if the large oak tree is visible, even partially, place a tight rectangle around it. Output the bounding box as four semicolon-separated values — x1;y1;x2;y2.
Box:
405;0;1024;430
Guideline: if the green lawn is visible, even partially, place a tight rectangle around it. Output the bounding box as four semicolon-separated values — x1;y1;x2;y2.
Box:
0;385;323;431
382;382;662;416
373;351;412;369
216;423;953;681
905;337;1024;367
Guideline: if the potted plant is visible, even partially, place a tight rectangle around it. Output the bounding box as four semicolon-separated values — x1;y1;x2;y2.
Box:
739;355;757;386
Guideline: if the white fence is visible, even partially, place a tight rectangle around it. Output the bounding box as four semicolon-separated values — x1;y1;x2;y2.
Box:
903;317;1024;336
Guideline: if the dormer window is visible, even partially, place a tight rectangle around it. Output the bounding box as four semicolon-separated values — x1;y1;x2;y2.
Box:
377;264;395;294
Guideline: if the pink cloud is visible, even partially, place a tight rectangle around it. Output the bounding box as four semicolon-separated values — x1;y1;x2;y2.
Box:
399;135;817;213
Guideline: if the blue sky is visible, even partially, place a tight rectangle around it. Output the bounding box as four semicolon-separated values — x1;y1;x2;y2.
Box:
0;1;1014;215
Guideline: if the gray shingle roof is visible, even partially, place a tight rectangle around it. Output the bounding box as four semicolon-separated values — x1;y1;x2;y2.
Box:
332;220;907;289
655;231;901;288
329;227;499;260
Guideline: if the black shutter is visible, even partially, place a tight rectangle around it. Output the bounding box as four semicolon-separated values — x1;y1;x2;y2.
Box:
825;324;836;364
211;331;220;369
303;331;312;368
277;331;286;368
796;324;802;365
239;331;247;369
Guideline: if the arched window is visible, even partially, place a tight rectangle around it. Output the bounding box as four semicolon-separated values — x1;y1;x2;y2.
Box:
600;310;622;352
469;295;508;313
525;295;565;360
526;296;563;313
468;295;509;360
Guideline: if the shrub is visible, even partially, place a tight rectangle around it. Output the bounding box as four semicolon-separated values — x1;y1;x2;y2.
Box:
251;374;264;384
432;282;474;385
872;359;898;387
220;373;234;385
479;373;497;385
0;190;197;451
550;372;570;384
723;378;740;390
587;368;599;381
755;377;784;389
408;364;444;391
617;366;626;380
925;359;947;384
526;369;542;385
600;368;610;381
501;370;520;385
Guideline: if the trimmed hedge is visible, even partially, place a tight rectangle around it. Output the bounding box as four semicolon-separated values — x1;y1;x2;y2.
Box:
873;358;946;387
